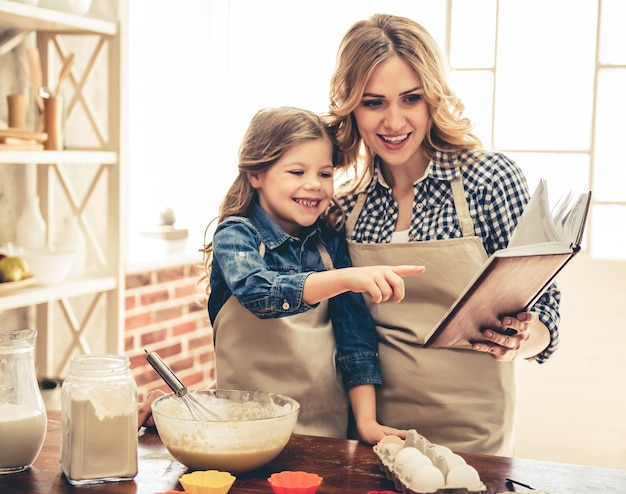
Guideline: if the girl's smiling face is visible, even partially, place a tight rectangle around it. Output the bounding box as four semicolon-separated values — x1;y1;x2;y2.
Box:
353;54;431;178
247;137;334;236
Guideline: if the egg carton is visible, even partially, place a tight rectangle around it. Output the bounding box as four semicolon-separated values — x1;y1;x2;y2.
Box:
373;430;486;494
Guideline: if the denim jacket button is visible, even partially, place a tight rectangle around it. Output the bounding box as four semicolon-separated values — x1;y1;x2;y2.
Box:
282;300;290;310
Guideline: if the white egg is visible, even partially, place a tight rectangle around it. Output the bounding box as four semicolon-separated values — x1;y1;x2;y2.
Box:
398;452;433;483
380;442;403;462
409;464;446;493
392;447;421;474
431;444;454;458
444;453;467;470
446;463;482;489
379;434;404;445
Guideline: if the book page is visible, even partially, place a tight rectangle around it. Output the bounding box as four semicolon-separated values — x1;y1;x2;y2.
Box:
508;180;561;248
559;192;591;247
496;242;572;257
508;180;590;249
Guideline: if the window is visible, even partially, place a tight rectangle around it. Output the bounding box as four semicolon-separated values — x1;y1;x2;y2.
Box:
129;0;626;261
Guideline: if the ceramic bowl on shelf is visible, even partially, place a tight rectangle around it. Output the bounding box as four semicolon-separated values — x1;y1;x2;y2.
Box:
151;389;300;473
38;0;92;15
21;247;75;284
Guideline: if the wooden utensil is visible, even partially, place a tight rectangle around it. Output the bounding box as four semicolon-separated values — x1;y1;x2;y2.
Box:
18;54;30;83
26;47;44;112
54;53;74;96
0;128;48;142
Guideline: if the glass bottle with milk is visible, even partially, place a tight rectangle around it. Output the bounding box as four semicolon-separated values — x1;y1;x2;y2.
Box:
61;355;138;485
0;329;48;475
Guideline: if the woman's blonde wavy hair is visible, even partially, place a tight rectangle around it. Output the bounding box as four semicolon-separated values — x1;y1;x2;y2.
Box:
200;106;344;294
326;13;482;191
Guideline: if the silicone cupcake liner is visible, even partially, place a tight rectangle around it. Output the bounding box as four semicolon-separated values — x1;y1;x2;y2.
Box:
179;470;236;494
268;470;323;494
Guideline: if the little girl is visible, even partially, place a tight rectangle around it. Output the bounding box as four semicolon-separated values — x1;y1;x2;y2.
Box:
204;106;424;444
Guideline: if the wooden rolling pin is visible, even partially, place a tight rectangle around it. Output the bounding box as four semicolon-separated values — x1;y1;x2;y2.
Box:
0;128;48;142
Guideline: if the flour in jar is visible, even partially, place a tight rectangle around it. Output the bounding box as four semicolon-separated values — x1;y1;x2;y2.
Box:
61;396;137;482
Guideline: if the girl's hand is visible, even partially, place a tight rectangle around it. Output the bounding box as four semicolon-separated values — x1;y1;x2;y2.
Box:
137;388;166;430
345;265;425;303
471;311;543;361
356;418;408;445
304;265;424;305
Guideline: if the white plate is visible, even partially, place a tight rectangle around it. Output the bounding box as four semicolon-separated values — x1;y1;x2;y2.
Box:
0;275;36;294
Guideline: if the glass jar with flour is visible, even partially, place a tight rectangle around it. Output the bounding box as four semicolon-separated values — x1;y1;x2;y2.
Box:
61;355;138;485
0;329;47;474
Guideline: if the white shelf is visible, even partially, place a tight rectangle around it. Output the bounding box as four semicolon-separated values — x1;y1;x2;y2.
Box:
0;0;117;35
0;150;117;164
0;275;117;311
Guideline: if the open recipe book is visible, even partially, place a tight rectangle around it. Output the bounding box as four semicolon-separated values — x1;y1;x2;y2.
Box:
423;179;592;349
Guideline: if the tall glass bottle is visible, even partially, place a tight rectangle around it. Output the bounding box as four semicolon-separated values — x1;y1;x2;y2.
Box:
15;195;47;250
0;329;48;474
61;355;138;485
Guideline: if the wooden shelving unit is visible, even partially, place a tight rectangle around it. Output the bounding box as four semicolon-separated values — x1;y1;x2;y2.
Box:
0;0;127;378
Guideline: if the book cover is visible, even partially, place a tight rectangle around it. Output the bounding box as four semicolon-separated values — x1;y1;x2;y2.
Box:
423;180;591;349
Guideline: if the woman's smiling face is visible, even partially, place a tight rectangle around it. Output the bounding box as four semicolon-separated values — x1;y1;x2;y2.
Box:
353;54;431;175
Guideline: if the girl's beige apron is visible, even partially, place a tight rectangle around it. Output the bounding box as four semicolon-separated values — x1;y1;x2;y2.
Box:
346;177;515;455
212;244;348;439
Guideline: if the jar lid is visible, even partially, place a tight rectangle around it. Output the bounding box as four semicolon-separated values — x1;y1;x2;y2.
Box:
69;354;130;376
0;329;37;351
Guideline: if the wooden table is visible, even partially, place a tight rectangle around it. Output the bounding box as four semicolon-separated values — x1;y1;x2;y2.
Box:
1;411;625;493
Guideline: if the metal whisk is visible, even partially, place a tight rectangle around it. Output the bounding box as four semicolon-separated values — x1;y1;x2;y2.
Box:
144;349;222;421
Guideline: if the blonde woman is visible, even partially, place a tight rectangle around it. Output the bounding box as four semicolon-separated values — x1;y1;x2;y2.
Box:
327;14;561;455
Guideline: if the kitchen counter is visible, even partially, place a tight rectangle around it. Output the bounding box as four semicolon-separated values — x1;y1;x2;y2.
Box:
1;411;625;494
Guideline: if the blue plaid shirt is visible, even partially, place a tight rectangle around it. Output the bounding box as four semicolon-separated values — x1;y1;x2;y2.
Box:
337;149;561;363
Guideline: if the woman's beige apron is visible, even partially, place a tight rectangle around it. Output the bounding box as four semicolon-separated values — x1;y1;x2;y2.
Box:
346;177;515;455
212;243;348;439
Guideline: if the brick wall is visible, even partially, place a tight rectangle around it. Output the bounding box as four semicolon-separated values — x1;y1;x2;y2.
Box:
124;262;216;402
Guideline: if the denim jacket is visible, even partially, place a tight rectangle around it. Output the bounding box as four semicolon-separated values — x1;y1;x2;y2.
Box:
208;203;381;390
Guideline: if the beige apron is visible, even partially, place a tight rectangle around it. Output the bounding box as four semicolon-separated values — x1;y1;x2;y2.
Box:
346;177;515;455
213;243;349;439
